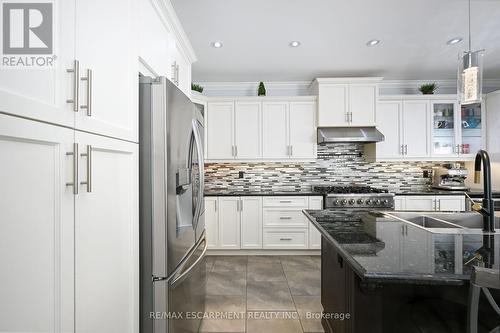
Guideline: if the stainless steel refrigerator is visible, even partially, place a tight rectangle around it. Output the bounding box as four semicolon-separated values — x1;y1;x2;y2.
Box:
139;76;206;333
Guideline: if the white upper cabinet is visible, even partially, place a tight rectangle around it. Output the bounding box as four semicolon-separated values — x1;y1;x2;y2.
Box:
312;78;381;127
402;100;429;158
349;84;377;125
262;101;289;159
0;0;75;128
74;0;138;142
0;115;74;333
235;102;262;159
289;101;317;159
374;101;402;158
206;97;316;161
207;102;234;159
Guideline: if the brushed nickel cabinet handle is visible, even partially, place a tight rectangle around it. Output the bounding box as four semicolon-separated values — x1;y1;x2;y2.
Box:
290;145;293;157
280;238;292;241
171;61;177;84
404;144;408;155
65;143;79;195
235;146;238;157
80;145;92;193
66;60;80;112
80;69;92;116
279;200;292;203
279;216;292;220
240;199;243;211
214;200;217;211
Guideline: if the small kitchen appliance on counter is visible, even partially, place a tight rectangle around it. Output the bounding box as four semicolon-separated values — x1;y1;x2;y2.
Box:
312;185;395;209
432;164;469;190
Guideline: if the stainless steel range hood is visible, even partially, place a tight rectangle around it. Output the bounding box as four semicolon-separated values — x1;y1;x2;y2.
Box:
317;127;385;144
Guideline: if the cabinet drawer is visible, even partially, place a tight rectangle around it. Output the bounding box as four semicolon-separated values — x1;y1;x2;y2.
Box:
263;209;308;228
263;196;308;208
263;229;308;249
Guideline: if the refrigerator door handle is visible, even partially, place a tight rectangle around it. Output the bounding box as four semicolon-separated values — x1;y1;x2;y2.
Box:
170;234;207;288
192;119;205;230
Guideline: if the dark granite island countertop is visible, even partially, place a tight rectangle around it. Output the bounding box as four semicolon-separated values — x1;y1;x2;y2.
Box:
204;190;321;197
303;209;500;286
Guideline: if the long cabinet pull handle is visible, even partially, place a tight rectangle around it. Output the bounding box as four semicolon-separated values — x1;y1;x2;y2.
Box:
80;145;92;193
235;146;238;157
280;217;292;220
171;62;177;84
404;144;408;155
240;199;243;211
279;200;292;203
280;238;292;241
65;143;79;195
66;60;80;112
214;200;217;211
290;145;293;156
80;69;92;116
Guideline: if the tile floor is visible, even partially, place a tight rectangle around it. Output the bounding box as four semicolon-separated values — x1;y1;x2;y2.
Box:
201;255;324;333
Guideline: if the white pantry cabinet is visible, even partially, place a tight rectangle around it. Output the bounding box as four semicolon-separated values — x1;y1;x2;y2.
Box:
74;0;138;142
206;97;317;161
74;131;138;333
0;114;139;333
311;78;381;127
0;115;75;333
0;0;75;128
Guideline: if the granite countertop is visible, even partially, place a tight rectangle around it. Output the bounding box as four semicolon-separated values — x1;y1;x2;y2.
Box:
304;209;500;286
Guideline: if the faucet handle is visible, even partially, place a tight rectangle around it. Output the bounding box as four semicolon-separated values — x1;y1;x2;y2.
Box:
474;171;481;184
472;202;483;212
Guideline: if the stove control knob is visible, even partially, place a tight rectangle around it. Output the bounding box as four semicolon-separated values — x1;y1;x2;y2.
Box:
366;199;372;205
349;199;356;205
383;199;390;206
357;199;364;204
334;199;340;206
374;199;381;205
341;199;347;206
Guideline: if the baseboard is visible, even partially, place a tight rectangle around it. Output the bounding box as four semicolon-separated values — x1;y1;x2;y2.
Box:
207;249;321;256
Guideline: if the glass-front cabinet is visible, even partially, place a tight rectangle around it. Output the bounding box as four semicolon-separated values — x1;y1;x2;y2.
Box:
431;101;457;156
430;99;484;158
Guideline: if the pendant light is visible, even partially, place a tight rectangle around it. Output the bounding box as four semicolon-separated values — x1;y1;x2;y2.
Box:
458;0;484;105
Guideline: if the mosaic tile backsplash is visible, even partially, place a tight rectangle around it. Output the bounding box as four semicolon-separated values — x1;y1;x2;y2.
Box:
205;143;446;193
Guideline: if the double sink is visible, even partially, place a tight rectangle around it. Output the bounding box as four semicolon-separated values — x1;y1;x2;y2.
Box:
382;212;500;232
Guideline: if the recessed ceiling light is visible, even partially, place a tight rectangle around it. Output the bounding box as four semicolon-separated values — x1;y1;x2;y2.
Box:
290;41;301;47
212;41;223;48
446;37;463;45
366;39;381;47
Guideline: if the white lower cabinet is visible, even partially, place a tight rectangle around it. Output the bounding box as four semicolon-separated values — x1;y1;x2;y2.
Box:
396;195;465;212
0;115;139;333
240;197;263;249
205;195;322;250
308;197;323;249
218;197;241;249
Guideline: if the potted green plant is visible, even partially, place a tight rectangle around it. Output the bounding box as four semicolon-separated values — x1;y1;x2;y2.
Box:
419;83;437;95
191;83;204;94
257;82;266;96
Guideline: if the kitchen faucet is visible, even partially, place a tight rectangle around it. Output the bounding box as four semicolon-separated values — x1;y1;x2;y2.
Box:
472;150;496;232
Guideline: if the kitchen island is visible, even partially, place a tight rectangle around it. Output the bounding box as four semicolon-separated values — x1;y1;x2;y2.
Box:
304;209;500;333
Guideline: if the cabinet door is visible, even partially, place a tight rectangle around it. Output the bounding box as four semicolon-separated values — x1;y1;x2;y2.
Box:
394;196;406;210
289;101;316;159
404;195;435;211
431;100;458;157
0;0;75;127
317;84;348;126
0;115;74;332
207;102;234;159
376;101;403;158
459;103;484;157
74;132;138;333
138;0;172;76
240;197;263;249
171;42;192;96
234;102;261;159
308;197;323;249
218;197;241;249
402;101;429;157
349;84;376;125
204;198;219;249
75;0;138;142
262;101;289;158
437;196;465;212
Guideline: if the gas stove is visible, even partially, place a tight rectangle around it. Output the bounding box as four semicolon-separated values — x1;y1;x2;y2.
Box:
312;185;395;209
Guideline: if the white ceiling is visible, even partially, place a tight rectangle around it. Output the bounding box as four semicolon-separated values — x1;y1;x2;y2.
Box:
171;0;500;82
